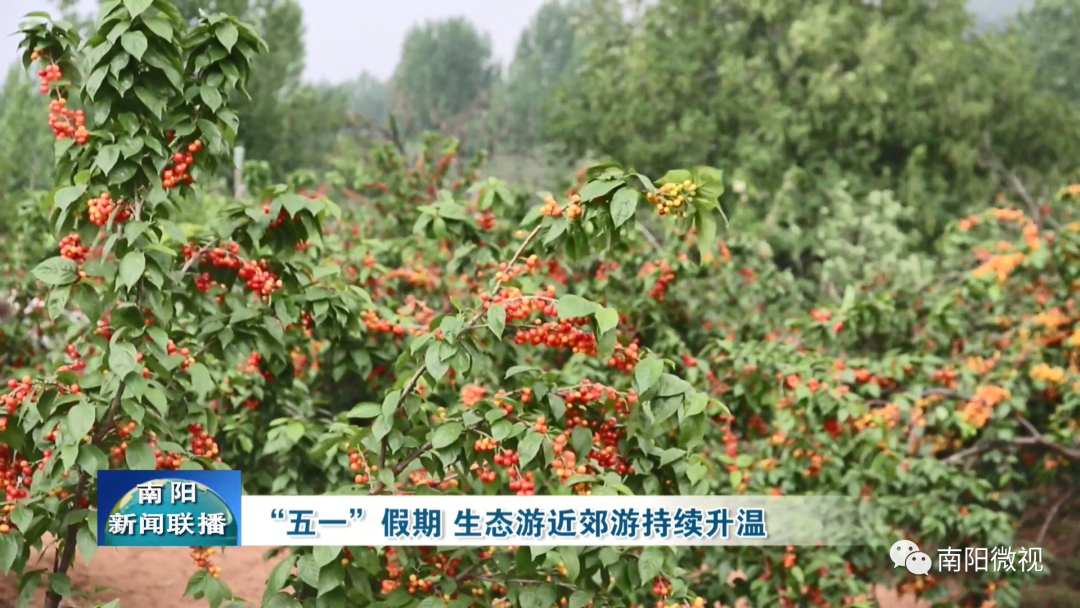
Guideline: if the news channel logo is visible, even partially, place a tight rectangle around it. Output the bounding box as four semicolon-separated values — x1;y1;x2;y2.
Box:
891;539;932;575
97;470;242;547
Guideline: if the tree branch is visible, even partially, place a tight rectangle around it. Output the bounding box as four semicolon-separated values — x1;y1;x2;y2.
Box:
465;575;577;590
1036;486;1075;547
941;415;1080;466
386;114;406;157
44;382;126;608
979;133;1059;230
636;223;663;252
1016;415;1080;460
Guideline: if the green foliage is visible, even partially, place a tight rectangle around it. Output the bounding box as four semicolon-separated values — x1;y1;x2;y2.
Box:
0;65;54;199
544;0;1080;243
174;0;350;176
1015;0;1080;100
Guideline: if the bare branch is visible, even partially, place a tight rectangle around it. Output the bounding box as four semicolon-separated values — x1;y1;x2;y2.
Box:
1036;486;1075;547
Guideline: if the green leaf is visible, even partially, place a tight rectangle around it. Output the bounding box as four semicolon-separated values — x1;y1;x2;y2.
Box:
109;341;139;378
85;65;108;100
123;0;153;18
595;306;619;334
125;441;155;470
95;144;121;176
686;461;707;485
143;17;173;41
571;426;593;459
9;509;31;534
657;373;691;397
347;403;381;419
17;572;41;608
313;546;341;567
120;31;148;60
696;211;718;256
487;304;506;338
285;422;305;443
54;184;87;210
371;416;391;441
610;188;639;227
47;286;71;321
634;357;664;394
200;85;223;112
66;403;96;441
558;547;580;580
76;526;97;565
144;386;167;415
657;169;691;185
188;363;214;398
77;445;108;477
517;431;544;467
659;447;687;466
32;257;78;286
61;443;79;471
215;23;239;51
569;590;594;608
519;588;542;608
134;86;164;118
505;365;538;379
491;419;513;442
638;546;664;583
556;294;597;320
55;137;76;161
263;555;298;602
264;594;302;608
118;251;146;289
430;423;464;449
598;548;619;566
48;573;71;597
544;216;568;244
425;342;449;382
0;534;18;575
578;179;624;201
108;161;139;184
382;391;401;418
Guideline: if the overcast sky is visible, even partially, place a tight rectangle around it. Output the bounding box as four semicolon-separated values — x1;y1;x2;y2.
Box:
2;0;1027;84
2;0;548;83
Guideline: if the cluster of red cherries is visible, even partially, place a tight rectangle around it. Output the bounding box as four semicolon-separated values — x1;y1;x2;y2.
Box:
184;241;281;299
87;192;131;227
31;51;91;145
47;97;88;144
161;139;203;189
58;233;89;264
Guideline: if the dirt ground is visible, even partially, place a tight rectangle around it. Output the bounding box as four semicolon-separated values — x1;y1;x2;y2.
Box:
0;544;278;607
0;544;926;608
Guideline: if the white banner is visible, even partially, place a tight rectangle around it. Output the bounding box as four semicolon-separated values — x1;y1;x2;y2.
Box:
239;495;861;546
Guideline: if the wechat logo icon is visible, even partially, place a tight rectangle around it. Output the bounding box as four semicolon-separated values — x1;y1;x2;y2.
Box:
891;540;931;575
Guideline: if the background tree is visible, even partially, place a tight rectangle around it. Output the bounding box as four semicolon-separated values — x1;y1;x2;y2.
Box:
390;18;499;136
1014;0;1080;101
502;0;579;150
0;65;53;199
546;0;1080;251
344;71;389;125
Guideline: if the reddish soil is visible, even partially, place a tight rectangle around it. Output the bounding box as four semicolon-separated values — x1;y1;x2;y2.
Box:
0;544;925;608
0;544;280;607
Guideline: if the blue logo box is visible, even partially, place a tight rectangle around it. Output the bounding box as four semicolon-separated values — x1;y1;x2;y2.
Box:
97;470;242;547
